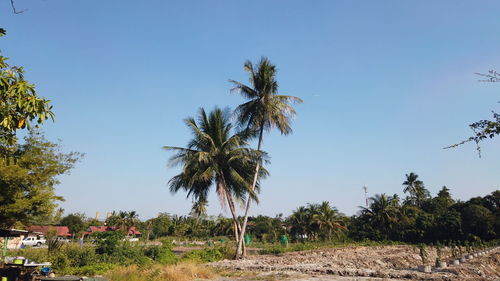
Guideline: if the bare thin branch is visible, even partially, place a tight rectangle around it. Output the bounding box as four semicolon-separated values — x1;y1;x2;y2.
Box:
10;0;27;14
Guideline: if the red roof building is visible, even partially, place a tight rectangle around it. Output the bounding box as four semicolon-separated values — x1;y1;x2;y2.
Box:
27;226;72;237
84;226;141;237
127;227;141;236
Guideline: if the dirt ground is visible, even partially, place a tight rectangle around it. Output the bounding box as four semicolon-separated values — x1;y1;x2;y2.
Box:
211;245;500;281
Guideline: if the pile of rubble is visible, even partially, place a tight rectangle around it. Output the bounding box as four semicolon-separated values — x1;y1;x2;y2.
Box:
211;245;500;280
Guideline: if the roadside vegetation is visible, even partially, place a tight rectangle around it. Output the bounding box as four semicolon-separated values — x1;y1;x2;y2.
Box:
6;233;230;276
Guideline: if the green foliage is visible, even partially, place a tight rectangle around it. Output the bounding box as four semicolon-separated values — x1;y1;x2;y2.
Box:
435;242;443;265
164;107;268;246
350;173;499;244
402;172;430;207
418;244;428;265
230;57;303;136
0;30;54;146
144;240;178;264
287;202;347;242
249;215;285;243
450;241;459;258
147;213;171;239
61;245;98;267
461;204;495;239
6;237;179;276
0;131;82;227
47;237;64;256
182;246;230;262
106;210;139;230
131;186;498;247
60;213;86;235
9;247;48;264
65;263;115;276
95;231;126;255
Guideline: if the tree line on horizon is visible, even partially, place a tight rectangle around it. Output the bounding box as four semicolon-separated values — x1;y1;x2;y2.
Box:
53;173;498;245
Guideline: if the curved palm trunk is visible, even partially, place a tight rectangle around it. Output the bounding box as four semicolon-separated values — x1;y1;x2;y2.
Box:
236;125;264;258
219;175;242;246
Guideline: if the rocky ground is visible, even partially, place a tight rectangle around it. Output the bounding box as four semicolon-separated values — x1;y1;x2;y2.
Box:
211;245;500;281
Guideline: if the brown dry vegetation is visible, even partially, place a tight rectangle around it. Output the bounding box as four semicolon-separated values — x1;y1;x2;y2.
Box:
212;245;500;281
105;263;216;281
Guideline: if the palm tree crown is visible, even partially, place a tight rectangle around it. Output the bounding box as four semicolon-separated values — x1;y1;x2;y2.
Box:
402;172;429;206
164;107;265;205
230;57;303;135
190;198;208;219
360;194;400;228
402;172;423;195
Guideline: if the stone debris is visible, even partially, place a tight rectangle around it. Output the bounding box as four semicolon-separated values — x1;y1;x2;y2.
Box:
211;245;500;280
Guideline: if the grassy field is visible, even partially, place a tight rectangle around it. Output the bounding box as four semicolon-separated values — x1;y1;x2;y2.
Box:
105;263;215;281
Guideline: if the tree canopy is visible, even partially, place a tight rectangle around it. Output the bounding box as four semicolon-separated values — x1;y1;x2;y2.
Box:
164;107;267;246
0;131;82;228
0;29;54;147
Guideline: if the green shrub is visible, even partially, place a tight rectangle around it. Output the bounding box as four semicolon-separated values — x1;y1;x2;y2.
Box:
7;247;48;263
182;247;227;262
62;244;98;267
50;253;70;272
96;231;125;255
144;241;177;264
258;246;285;255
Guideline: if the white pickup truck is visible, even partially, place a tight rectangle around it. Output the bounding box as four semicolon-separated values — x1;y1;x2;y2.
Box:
22;236;46;247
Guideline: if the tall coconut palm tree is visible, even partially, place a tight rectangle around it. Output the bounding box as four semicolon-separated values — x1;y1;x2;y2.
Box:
230;57;302;257
164;107;266;246
402;172;429;207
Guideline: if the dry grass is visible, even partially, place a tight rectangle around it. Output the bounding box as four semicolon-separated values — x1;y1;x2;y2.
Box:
105;262;216;281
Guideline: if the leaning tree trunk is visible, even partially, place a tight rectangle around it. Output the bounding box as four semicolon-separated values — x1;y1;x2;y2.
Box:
236;125;264;258
220;176;242;246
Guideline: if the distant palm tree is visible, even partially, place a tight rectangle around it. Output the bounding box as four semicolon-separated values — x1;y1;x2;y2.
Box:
306;203;321;240
360;194;400;231
312;201;346;241
403;172;423;195
127;211;139;229
402;172;429;206
231;57;302;257
190;197;208;220
212;216;234;237
164;107;266;245
288;206;310;241
117;211;128;230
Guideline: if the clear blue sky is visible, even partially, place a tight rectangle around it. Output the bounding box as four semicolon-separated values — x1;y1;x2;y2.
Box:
1;0;499;219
